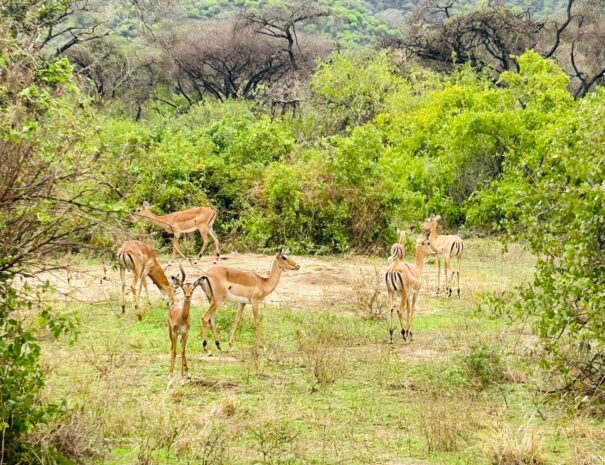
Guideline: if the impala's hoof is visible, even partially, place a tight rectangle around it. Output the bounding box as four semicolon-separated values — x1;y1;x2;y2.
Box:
215;341;222;351
401;329;407;341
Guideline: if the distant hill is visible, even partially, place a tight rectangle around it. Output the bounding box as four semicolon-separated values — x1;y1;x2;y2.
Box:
107;0;568;45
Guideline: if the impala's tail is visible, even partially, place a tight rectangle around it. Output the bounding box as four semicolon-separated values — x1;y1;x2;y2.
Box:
118;249;135;272
196;275;213;301
388;243;404;262
450;238;464;259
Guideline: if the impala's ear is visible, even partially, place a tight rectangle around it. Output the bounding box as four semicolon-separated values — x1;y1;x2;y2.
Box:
170;276;181;288
283;248;290;256
143;201;150;208
434;215;442;221
193;277;205;289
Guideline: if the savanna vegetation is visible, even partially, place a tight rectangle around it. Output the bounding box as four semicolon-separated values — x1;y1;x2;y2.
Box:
1;0;604;463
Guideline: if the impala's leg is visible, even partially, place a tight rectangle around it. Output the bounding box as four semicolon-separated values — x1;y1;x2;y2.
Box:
397;294;407;341
409;293;418;342
251;302;264;349
119;264;126;314
208;226;220;261
135;273;146;321
444;257;451;298
169;328;176;376
197;227;209;258
436;256;441;295
388;292;395;343
456;256;462;299
181;332;189;377
142;277;150;304
172;234;189;261
229;303;246;348
210;315;222;352
201;300;221;355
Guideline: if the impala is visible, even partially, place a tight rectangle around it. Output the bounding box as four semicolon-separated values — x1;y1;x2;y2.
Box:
134;201;220;262
117;240;174;320
385;234;432;343
196;249;300;355
422;215;464;298
168;264;203;378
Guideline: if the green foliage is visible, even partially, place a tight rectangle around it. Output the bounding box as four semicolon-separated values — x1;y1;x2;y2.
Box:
478;85;605;402
0;9;100;461
463;343;506;389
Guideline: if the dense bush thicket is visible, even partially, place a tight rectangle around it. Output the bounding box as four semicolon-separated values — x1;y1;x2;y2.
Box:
99;50;582;251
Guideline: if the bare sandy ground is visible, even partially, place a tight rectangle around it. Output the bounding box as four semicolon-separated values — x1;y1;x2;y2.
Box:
30;252;391;309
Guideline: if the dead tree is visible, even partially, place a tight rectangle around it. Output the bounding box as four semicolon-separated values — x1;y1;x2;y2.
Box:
239;1;330;71
172;21;292;100
386;0;605;97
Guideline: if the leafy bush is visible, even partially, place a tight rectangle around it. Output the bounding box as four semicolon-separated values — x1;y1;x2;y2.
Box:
478;60;605;404
463;343;506;389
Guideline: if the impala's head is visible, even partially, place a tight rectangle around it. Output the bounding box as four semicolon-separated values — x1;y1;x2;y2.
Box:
170;264;198;300
276;248;300;271
396;228;407;245
422;214;441;233
133;201;152;221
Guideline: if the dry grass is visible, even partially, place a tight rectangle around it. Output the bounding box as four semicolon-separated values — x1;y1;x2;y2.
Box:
349;267;388;320
484;424;545;465
416;393;473;453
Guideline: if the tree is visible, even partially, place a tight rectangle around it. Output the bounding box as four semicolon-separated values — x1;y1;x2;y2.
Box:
240;1;331;71
1;6;113;461
387;0;605;97
1;0;109;55
66;38;167;118
171;20;292;100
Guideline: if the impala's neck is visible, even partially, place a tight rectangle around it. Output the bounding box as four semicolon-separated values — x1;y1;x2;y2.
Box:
181;297;192;321
415;244;427;271
148;261;175;303
139;208;172;233
262;259;283;296
426;224;442;254
398;231;406;244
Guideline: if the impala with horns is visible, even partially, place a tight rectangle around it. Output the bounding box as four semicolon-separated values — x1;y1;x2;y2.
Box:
117;240;174;320
134;202;220;262
385;234;432;342
196;249;300;355
422;215;464;298
167;264;204;378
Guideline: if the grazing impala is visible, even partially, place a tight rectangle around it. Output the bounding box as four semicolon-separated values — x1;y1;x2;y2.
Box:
422;215;464;298
196;249;300;355
385;234;432;343
167;264;203;378
117;240;174;320
134;202;220;262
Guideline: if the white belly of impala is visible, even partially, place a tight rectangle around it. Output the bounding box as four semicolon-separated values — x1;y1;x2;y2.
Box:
226;292;251;304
